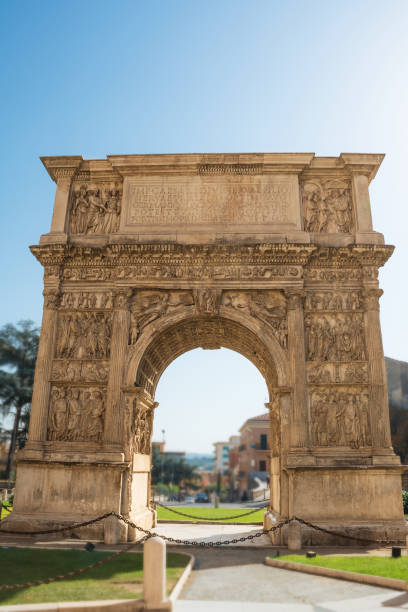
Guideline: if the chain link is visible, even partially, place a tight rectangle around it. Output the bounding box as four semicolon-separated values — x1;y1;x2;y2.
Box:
155;502;268;522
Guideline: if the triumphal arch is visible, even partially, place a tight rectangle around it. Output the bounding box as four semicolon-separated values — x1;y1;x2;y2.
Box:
7;153;406;543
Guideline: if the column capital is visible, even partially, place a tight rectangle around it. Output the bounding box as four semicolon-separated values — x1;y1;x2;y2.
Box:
42;288;61;310
284;290;306;310
363;288;383;311
121;385;158;410
113;289;133;310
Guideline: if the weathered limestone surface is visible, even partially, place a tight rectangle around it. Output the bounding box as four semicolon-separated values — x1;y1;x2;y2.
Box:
5;152;405;544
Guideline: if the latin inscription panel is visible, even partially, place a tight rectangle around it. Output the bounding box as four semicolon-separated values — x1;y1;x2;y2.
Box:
124;175;300;227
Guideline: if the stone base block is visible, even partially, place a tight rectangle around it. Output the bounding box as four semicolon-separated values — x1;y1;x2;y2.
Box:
263;511;408;547
0;508;155;543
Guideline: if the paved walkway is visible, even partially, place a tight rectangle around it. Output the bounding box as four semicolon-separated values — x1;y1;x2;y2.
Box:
153;522;271;547
172;547;408;611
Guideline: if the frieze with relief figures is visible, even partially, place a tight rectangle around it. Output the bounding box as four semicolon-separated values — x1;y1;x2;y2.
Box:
60;292;113;310
47;385;105;443
307;362;368;385
51;359;109;383
305;291;362;311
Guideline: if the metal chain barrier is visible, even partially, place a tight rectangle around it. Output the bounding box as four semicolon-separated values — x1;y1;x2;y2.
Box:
155;502;268;522
118;511;291;547
0;509;402;595
0;534;151;593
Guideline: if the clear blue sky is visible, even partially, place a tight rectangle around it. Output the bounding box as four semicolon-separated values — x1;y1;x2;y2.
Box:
1;0;407;452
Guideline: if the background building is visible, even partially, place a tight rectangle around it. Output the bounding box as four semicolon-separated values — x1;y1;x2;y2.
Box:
238;413;270;498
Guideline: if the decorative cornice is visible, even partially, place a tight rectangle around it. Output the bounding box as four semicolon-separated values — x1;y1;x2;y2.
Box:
30;243;394;272
30;243;317;267
40;156;83;183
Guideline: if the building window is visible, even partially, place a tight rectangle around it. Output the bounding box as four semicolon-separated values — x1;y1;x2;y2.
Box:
260;434;267;450
259;460;266;472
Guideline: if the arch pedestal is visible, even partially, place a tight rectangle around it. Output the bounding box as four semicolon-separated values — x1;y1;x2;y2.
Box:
4;152;406;545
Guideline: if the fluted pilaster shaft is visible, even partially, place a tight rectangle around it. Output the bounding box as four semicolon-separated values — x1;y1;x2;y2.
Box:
27;290;60;442
363;288;392;449
104;290;131;445
286;290;309;448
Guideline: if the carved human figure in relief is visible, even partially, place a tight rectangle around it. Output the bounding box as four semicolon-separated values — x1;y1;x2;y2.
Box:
48;388;68;441
222;291;288;348
66;389;82;441
129;291;194;343
305;315;366;362
86;390;105;442
70;183;122;234
311;390;371;448
303;181;352;233
57;313;111;360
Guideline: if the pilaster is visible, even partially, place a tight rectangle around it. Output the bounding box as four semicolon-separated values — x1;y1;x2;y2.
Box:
285;290;309;449
27;289;60;443
40;157;82;244
363;288;393;450
103;290;132;445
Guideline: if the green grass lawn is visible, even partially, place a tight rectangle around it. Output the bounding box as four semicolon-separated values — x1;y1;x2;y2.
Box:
0;548;189;605
157;506;264;523
276;554;408;583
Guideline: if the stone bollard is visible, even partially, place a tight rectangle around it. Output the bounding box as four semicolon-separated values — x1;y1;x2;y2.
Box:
104;515;120;545
287;520;302;551
144;536;171;610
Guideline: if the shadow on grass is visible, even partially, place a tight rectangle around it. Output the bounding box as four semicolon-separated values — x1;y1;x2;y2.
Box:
0;548;188;605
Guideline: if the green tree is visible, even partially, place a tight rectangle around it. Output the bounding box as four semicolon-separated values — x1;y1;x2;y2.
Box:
0;321;39;479
151;446;200;490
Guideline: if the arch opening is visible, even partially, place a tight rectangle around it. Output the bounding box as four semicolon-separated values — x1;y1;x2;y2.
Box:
130;315;284;514
135;316;279;400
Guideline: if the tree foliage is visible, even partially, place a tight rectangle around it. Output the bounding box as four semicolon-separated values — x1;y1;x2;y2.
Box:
151;444;200;489
0;320;39;479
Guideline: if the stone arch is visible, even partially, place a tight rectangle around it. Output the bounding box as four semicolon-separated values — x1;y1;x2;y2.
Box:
124;307;291;397
121;309;290;525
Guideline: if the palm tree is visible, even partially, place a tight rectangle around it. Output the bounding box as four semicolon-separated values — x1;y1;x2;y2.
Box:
0;321;39;480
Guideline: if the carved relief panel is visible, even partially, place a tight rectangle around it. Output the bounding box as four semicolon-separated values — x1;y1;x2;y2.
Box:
222;290;288;348
51;359;109;383
69;182;122;234
47;385;106;443
305;291;362;311
310;387;371;449
305;313;366;362
129;290;194;344
307;362;368;385
60;291;113;310
302;179;353;233
56;312;112;359
124;396;154;455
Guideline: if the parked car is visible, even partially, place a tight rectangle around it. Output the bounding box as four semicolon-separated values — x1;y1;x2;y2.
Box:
184;496;195;504
195;492;209;503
